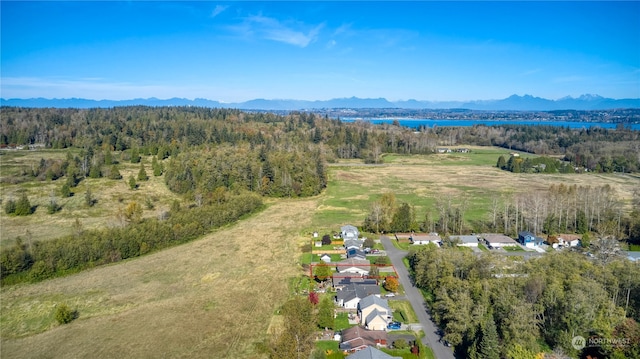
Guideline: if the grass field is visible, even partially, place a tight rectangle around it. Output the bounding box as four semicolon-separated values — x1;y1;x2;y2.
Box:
312;146;639;236
0;151;181;247
1;198;316;358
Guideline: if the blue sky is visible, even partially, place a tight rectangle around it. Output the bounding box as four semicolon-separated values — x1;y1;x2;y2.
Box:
1;1;639;102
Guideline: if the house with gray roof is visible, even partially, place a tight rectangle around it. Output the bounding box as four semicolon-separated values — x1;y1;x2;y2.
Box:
336;283;381;309
342;225;360;240
449;235;479;247
358;295;391;328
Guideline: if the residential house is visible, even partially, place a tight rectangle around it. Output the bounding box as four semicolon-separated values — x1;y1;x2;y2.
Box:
410;233;442;246
347;248;367;260
340;326;388;352
358;295;391;329
450;235;479;247
345;238;364;250
557;234;581;248
518;231;544;248
335;283;381;309
336;258;371;276
320;254;332;263
332;274;377;290
315;241;323;247
481;233;519;248
342;225;360;240
346;346;401;359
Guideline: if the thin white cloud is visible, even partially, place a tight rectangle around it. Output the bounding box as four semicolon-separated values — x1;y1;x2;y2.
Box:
211;5;228;18
0;77;213;100
233;14;323;48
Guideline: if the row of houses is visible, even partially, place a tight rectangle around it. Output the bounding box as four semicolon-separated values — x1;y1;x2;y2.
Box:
398;231;581;249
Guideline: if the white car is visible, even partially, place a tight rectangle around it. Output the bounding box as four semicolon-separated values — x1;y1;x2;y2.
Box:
385;293;396;297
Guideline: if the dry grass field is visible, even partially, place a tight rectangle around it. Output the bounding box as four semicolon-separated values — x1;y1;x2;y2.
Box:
0;152;182;247
1;198;316;359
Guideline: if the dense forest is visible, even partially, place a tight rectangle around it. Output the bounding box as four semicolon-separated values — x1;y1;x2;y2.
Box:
1;106;639;174
408;246;640;358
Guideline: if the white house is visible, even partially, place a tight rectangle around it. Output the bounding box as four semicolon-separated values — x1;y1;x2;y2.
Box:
410;233;442;246
481;233;519;248
341;225;360;240
336;258;371;275
450;235;479;247
358;295;391;329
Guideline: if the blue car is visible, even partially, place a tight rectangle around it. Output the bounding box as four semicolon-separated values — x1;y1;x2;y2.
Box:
387;322;401;330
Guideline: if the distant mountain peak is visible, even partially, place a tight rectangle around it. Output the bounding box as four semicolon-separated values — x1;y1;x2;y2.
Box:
1;94;638;111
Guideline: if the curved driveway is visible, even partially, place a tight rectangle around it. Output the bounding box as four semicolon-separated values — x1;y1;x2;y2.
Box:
380;236;455;359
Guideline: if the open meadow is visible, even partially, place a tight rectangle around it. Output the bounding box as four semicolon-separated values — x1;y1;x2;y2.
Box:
311;146;640;235
1;197;316;358
0;150;182;247
2;145;639;358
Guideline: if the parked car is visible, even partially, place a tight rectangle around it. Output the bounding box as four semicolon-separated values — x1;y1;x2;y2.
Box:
384;293;396;297
387;322;401;330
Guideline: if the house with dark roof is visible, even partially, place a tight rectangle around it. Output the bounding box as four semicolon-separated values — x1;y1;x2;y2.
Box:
340;326;388;352
332;274;377;290
518;231;543;248
336;283;381;309
347;247;367;260
345;238;365;250
346;346;401;359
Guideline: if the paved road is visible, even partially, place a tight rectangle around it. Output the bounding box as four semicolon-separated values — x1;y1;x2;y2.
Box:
380;236;456;359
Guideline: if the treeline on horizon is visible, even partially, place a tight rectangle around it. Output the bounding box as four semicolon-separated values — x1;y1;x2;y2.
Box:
1;106;639;174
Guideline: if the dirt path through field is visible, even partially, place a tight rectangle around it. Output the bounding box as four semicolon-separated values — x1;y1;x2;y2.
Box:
1;198;317;359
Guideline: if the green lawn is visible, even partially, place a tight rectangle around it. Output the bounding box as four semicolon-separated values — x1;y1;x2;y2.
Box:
333;312;352;331
315;340;344;359
381;335;435;359
389;300;419;323
503;245;525;252
478;243;489;252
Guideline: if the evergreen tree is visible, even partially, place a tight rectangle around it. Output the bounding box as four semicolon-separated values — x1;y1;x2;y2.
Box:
497;155;507;169
108;165;122;180
152;156;163;176
128;175;137;190
4;199;16;214
61;182;72;197
479;317;500;359
14;193;33;216
138;163;148;181
88;165;101;178
85;187;95;207
130;147;141;163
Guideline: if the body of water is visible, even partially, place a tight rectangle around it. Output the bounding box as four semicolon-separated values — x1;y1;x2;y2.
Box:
341;118;640;130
